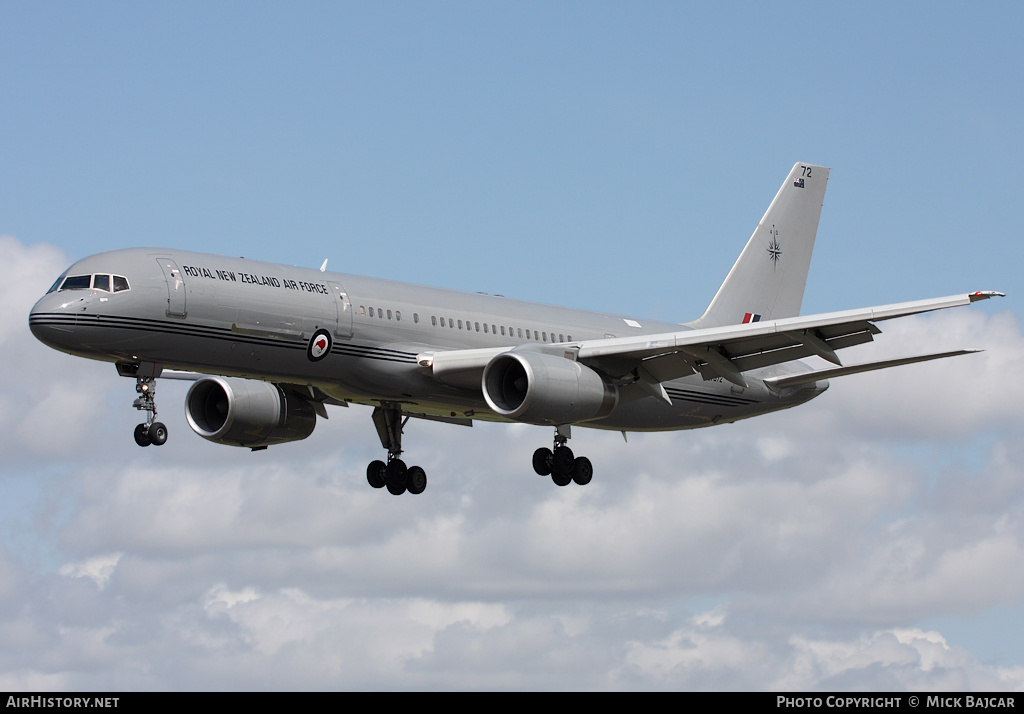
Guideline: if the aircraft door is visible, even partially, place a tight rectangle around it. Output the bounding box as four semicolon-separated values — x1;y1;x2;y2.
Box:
328;281;353;338
156;258;187;317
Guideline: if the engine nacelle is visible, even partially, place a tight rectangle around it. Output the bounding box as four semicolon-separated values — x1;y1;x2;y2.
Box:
482;350;618;425
185;377;317;448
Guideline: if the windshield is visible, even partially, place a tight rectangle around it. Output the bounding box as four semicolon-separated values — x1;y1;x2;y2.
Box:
49;272;131;293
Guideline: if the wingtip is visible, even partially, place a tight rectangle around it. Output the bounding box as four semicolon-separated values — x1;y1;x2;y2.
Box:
969;290;1005;301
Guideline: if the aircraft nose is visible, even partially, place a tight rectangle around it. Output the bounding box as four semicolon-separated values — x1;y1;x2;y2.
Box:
29;291;79;349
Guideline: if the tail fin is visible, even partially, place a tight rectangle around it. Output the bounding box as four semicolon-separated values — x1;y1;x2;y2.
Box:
689;162;830;328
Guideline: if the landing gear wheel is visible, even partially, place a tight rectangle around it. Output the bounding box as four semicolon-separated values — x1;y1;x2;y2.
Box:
367;460;386;489
147;422;168;446
386;481;407;496
571;456;593;486
134;423;151;447
552;446;574;476
533;448;553;476
406;466;427;495
385;458;407;490
551;470;573;487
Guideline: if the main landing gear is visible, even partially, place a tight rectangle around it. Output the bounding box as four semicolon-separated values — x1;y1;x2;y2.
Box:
366;404;427;496
132;376;168;447
532;425;593;487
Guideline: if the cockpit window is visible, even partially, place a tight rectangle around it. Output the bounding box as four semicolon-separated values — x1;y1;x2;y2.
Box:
52;273;131;293
47;270;69;293
60;275;92;291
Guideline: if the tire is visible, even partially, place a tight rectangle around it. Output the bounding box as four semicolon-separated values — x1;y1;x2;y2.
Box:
134;423;151;447
552;470;572;487
571;456;593;486
385;458;407;489
532;448;553;476
406;466;427;495
552;446;574;476
367;460;386;488
148;422;168;446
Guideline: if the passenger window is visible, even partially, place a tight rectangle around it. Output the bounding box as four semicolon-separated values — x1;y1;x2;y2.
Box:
542;332;547;342
458;320;463;329
387;310;393;320
92;274;111;292
517;328;523;338
112;275;130;292
414;313;419;323
475;322;480;332
431;316;437;326
559;334;564;342
500;326;505;336
396;311;401;321
360;306;366;316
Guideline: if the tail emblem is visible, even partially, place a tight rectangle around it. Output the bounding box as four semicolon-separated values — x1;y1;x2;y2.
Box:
767;225;782;269
794;178;805;188
742;313;762;324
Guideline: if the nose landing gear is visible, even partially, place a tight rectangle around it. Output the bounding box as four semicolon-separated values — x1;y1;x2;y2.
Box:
132;376;168;447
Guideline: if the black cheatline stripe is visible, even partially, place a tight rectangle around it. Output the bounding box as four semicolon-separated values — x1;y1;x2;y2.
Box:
665;388;757;406
329;342;416;359
665;389;755;404
32;312;419;362
668;394;754;407
332;347;417;363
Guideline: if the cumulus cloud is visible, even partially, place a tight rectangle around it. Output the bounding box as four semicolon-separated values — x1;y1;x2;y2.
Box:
1;235;1023;690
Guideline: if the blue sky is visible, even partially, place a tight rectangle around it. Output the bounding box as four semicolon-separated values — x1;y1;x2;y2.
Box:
1;2;1022;690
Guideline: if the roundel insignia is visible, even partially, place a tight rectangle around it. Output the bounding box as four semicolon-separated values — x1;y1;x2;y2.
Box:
307;329;333;362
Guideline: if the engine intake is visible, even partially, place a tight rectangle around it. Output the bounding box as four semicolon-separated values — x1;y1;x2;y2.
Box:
185;377;316;448
482;351;618;425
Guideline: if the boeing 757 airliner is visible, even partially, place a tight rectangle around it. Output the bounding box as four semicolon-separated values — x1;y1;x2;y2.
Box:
29;163;1002;495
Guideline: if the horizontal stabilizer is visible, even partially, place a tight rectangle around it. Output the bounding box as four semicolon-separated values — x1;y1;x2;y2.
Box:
763;350;981;390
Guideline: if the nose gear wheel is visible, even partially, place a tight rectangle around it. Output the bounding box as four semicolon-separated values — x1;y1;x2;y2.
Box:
132;376;168;447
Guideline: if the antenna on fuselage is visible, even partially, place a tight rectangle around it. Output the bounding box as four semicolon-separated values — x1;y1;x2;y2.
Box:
320;259;328;272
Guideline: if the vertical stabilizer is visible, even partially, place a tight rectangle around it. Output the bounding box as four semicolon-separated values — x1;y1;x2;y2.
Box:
689;162;829;328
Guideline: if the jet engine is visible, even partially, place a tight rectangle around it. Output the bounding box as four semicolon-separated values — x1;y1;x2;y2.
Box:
482;351;618;425
185;377;317;448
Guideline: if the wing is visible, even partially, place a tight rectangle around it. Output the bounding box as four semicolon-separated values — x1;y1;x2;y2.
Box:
424;291;1004;395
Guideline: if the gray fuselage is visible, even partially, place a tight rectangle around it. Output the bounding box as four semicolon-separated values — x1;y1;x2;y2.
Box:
29;247;824;432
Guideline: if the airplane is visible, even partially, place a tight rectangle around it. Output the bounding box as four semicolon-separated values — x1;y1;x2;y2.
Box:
29;162;1003;495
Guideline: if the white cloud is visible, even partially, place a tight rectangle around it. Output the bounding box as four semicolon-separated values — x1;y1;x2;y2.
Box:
58;553;123;589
